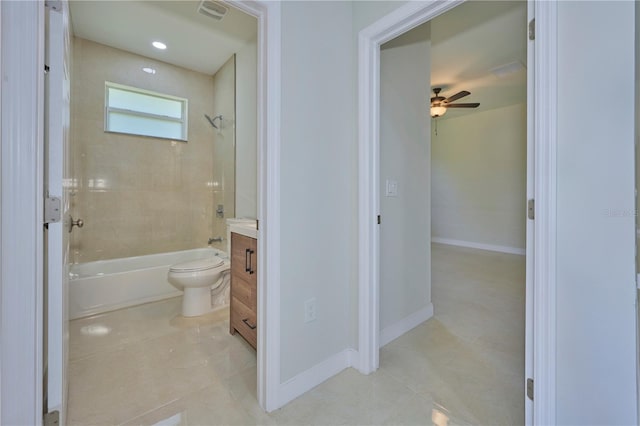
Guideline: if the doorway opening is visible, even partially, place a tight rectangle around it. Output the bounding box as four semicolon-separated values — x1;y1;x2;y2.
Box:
48;2;277;420
359;1;537;424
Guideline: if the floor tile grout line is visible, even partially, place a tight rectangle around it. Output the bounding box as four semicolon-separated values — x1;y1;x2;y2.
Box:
117;396;183;426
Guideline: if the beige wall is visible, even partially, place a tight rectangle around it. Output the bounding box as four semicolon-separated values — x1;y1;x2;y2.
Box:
431;103;527;251
348;0;409;352
235;38;257;219
380;23;432;332
279;1;354;381
70;37;234;263
556;2;636;421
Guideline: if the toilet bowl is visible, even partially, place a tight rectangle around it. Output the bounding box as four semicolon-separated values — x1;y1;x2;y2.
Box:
167;256;231;317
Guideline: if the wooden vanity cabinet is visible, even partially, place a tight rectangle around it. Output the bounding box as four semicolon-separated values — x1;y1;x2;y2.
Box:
230;232;257;349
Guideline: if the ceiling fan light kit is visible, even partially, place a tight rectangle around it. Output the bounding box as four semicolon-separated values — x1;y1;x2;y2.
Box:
430;87;480;118
430;105;447;117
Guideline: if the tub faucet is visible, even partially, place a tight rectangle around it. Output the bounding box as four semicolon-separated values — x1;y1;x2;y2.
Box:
208;237;223;244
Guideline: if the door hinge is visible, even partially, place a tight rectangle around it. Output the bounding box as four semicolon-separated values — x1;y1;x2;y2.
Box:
44;410;60;426
44;196;62;225
528;18;535;41
377;215;381;225
45;0;63;12
527;199;535;220
526;378;534;400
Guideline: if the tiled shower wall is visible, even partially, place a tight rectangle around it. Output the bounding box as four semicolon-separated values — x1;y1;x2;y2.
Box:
210;55;236;251
70;37;235;263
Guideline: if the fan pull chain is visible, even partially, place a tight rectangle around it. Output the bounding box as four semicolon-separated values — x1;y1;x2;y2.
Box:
434;118;438;136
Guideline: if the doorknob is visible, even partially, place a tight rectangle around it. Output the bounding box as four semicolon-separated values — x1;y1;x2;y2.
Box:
69;216;84;233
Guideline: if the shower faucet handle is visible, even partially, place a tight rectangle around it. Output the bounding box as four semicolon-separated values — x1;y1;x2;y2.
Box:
69;216;84;233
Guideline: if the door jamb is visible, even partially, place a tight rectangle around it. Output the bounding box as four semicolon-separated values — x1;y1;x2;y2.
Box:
531;2;557;423
226;0;282;412
0;1;46;424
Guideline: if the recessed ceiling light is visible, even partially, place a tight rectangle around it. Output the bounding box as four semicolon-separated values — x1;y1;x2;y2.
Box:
152;41;167;50
142;67;156;74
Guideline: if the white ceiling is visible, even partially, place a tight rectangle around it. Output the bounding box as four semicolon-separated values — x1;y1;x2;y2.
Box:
69;1;257;75
70;1;525;113
430;0;527;119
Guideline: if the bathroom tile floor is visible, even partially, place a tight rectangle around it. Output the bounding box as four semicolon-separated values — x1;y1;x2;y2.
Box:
68;243;525;425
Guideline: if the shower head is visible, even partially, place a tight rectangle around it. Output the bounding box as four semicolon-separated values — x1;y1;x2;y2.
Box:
205;114;222;129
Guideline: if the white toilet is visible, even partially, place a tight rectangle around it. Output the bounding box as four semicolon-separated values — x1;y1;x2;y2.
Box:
167;256;231;317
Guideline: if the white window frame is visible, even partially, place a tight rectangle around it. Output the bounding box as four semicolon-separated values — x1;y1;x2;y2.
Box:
104;81;189;141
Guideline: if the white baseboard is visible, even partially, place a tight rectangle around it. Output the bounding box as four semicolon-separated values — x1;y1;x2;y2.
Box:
276;304;435;409
346;348;360;371
278;348;358;407
275;304;435;408
380;304;434;348
431;237;525;256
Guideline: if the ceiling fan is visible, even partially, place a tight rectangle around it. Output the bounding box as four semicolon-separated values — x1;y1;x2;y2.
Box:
430;87;480;118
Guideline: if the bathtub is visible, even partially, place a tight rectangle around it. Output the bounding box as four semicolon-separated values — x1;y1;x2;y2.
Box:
69;247;227;320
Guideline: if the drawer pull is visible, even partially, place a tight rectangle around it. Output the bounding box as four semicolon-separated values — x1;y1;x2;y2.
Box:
245;248;251;272
242;318;257;330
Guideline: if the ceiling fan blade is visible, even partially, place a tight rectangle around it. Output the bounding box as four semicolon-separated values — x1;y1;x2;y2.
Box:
446;103;480;108
444;90;470;103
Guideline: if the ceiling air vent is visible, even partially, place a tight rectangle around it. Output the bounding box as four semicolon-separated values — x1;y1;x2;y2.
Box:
198;0;228;21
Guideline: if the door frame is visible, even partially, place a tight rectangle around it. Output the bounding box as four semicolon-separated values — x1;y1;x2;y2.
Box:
0;0;282;422
45;2;70;423
356;1;558;424
0;1;46;424
226;0;282;412
529;3;558;423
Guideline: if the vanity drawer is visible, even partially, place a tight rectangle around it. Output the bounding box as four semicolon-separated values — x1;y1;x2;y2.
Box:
231;276;255;310
231;296;257;349
231;233;258;280
230;231;257;350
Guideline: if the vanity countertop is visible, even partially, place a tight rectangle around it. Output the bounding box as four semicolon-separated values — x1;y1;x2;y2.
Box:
230;222;257;239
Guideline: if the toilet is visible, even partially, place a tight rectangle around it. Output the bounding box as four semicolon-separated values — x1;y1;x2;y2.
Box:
167;256;231;317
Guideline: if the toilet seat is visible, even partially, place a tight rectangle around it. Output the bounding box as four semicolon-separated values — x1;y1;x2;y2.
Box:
169;257;224;273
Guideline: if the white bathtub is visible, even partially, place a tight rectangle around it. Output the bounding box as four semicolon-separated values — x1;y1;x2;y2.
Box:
69;247;227;319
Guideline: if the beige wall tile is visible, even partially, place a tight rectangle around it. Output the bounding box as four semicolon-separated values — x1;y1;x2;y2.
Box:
70;37;235;262
211;55;236;224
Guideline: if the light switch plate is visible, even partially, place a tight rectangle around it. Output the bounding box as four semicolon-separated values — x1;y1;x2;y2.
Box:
385;179;398;197
304;298;317;323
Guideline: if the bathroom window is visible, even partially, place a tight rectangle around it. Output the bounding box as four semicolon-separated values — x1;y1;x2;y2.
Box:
104;82;188;141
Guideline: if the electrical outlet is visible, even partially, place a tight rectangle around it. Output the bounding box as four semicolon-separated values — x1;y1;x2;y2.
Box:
304;298;317;323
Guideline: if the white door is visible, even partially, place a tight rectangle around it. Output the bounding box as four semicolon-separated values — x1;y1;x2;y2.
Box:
44;1;71;422
524;1;535;424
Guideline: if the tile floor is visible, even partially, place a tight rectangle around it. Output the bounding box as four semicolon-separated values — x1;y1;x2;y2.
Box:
68;243;525;425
